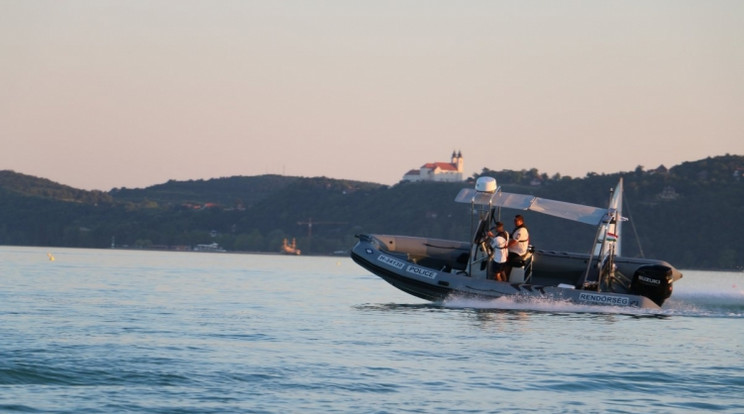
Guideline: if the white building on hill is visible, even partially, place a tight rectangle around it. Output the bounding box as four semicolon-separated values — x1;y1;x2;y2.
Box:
401;151;464;183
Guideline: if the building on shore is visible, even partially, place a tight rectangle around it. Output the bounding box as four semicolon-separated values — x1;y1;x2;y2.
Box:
401;150;464;183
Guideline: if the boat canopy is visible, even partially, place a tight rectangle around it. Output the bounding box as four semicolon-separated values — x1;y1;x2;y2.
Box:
454;188;610;226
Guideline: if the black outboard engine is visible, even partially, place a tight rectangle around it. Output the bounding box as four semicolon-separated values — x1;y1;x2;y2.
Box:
630;265;673;306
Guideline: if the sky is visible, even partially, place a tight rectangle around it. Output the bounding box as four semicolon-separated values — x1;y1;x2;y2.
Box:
1;1;743;191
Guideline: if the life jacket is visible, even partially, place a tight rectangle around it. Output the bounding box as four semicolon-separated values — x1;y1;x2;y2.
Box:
495;231;509;250
511;224;530;255
511;224;529;241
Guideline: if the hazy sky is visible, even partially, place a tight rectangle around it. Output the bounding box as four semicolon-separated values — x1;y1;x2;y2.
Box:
2;1;743;190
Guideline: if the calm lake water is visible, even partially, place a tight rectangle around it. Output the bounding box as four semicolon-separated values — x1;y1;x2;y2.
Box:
1;246;743;413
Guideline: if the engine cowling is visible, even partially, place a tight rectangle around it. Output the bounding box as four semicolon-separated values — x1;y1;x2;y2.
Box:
630;265;673;306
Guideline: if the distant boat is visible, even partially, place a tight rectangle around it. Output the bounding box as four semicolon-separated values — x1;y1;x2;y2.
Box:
193;242;226;252
281;238;301;255
351;177;682;310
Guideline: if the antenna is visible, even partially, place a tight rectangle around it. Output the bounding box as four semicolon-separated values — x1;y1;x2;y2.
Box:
297;218;347;237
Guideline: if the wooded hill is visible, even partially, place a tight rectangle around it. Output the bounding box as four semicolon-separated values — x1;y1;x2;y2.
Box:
1;154;742;270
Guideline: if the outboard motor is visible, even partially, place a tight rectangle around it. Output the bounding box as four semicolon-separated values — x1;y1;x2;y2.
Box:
630;265;673;306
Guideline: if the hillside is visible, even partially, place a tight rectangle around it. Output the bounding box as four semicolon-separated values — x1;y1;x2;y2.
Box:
1;154;742;270
110;175;304;208
0;170;112;204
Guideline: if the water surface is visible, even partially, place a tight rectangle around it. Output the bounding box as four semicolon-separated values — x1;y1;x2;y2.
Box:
1;247;742;413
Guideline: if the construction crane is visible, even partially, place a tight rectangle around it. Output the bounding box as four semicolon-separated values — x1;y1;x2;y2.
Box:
297;218;347;237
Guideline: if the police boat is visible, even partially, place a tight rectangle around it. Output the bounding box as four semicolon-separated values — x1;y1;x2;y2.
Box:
350;177;683;310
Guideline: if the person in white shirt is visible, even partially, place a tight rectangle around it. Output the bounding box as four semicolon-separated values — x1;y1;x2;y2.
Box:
507;214;530;262
488;221;509;281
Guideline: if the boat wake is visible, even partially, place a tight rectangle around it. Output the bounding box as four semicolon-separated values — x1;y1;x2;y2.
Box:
659;288;744;318
441;295;665;317
657;273;744;318
440;284;744;318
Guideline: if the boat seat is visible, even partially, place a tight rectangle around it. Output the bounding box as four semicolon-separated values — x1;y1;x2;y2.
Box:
456;252;469;265
509;248;534;268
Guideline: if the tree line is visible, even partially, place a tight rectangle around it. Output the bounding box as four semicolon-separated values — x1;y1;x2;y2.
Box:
1;154;742;270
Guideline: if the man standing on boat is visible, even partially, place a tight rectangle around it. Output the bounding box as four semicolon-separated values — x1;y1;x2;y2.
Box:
488;221;509;281
507;214;530;263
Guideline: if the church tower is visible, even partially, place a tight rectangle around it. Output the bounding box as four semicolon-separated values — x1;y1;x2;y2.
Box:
452;150;464;173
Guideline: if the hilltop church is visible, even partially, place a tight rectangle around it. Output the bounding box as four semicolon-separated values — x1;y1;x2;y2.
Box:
401;151;464;183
